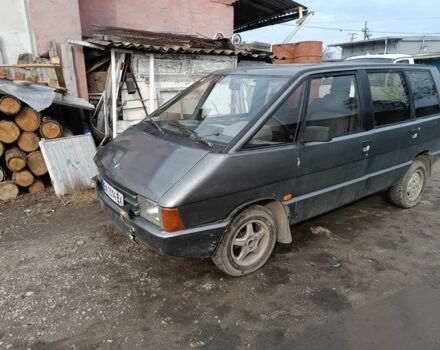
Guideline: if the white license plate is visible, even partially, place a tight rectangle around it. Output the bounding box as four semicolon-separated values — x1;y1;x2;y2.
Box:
102;180;124;207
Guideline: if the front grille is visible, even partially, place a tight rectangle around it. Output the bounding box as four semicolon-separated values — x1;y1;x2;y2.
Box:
100;175;140;216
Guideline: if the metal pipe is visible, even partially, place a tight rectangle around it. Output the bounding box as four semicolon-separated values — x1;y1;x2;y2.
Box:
100;91;109;146
111;49;117;139
149;54;155;113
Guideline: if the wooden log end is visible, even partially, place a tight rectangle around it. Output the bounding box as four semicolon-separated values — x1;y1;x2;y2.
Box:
0;181;19;201
5;147;27;172
27;151;48;176
29;179;45;194
15;107;41;132
0;166;5;182
40;119;63;139
0;120;21;144
18;132;40;152
12;169;34;188
0;141;4;158
0;95;21;115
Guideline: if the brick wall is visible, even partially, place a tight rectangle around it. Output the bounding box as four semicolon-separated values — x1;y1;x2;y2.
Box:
79;0;234;38
28;0;88;98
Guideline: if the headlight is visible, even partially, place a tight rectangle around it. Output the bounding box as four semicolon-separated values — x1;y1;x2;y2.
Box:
138;196;184;232
138;197;161;226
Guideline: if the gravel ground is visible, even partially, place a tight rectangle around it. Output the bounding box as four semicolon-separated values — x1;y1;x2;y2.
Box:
0;163;439;350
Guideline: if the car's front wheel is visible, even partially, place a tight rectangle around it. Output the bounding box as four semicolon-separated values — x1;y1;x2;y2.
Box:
212;205;277;276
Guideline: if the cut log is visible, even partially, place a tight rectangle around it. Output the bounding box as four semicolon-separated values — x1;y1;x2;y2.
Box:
0;181;19;201
0;95;21;115
40;116;63;139
0;141;4;157
5;147;27;172
0;120;21;144
15;107;41;132
12;169;34;187
17;131;40;152
27;150;48;176
29;179;45;193
0;166;5;182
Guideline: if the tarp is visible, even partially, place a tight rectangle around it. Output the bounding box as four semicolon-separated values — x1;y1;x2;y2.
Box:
0;79;55;111
0;79;95;111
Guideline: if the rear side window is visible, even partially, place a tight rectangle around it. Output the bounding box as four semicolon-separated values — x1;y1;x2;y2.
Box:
368;72;411;126
305;75;362;137
406;71;440;118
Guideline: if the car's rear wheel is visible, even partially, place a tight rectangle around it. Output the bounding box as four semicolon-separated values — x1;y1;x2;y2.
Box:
212;205;277;276
389;158;428;208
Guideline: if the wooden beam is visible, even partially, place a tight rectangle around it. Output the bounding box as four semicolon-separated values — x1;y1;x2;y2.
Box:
50;57;66;88
60;44;78;97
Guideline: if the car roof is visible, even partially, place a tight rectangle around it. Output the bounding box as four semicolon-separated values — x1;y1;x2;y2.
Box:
346;54;412;60
216;62;434;77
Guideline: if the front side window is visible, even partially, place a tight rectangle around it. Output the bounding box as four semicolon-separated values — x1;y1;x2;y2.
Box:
305;75;361;137
368;71;411;126
246;82;305;146
152;75;289;145
406;71;440;118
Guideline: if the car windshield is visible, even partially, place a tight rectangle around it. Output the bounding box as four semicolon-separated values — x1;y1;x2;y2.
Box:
151;74;289;145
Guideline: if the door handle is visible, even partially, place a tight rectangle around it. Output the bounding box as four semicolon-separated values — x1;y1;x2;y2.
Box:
362;141;372;154
411;127;420;139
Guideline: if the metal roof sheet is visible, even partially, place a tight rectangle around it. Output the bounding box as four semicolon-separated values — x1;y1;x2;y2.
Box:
86;39;274;59
234;0;307;33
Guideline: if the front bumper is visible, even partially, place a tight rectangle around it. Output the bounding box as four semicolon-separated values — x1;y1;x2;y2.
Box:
97;185;228;258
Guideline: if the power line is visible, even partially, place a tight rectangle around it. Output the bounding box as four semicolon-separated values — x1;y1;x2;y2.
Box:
312;16;440;24
279;23;440;35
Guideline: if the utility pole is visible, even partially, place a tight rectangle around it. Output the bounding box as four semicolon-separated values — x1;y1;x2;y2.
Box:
349;32;358;42
362;21;371;40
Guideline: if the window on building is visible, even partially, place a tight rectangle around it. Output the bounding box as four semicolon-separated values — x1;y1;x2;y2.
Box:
368;72;411;126
305;75;361;137
407;71;440;118
246;82;305;146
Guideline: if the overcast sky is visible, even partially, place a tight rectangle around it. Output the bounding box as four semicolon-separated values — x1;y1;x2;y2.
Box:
240;0;440;51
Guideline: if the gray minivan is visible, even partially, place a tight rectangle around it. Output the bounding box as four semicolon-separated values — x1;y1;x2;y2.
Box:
95;63;440;276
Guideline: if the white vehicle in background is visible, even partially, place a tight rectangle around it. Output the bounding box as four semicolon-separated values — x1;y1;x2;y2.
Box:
345;54;414;64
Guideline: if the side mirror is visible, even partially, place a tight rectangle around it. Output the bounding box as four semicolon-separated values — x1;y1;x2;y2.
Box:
301;126;332;143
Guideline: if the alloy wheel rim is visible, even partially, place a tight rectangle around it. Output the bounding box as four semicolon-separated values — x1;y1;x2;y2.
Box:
231;220;270;267
407;169;424;201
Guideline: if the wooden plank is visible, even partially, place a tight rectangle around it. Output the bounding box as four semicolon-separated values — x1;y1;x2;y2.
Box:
48;41;58;59
51;58;66;88
60;44;78;96
0;64;57;68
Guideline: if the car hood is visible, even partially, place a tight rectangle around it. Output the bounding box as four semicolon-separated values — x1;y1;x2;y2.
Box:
95;127;209;202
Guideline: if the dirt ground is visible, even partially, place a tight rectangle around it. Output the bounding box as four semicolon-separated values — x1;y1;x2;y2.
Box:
1;164;439;350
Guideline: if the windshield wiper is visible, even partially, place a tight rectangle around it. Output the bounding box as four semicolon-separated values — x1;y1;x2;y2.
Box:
146;117;165;135
168;121;213;148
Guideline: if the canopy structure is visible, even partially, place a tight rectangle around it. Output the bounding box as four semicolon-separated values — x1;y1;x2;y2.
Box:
234;0;307;33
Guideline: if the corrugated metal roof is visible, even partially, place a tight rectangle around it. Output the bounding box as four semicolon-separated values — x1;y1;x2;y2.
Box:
329;37;402;47
87;39;273;59
234;0;307;33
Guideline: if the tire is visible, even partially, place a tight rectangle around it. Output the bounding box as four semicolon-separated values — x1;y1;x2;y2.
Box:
389;158;428;208
212;205;277;277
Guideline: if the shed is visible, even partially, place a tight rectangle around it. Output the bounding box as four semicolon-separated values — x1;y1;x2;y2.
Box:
72;27;275;140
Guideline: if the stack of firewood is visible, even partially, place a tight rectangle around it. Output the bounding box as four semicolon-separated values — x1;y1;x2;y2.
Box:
0;95;64;201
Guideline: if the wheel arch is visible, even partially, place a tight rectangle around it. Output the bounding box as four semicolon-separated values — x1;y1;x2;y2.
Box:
228;198;292;244
415;150;432;176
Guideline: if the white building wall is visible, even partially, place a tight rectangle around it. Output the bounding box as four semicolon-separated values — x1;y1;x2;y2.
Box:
0;0;35;64
121;53;237;123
